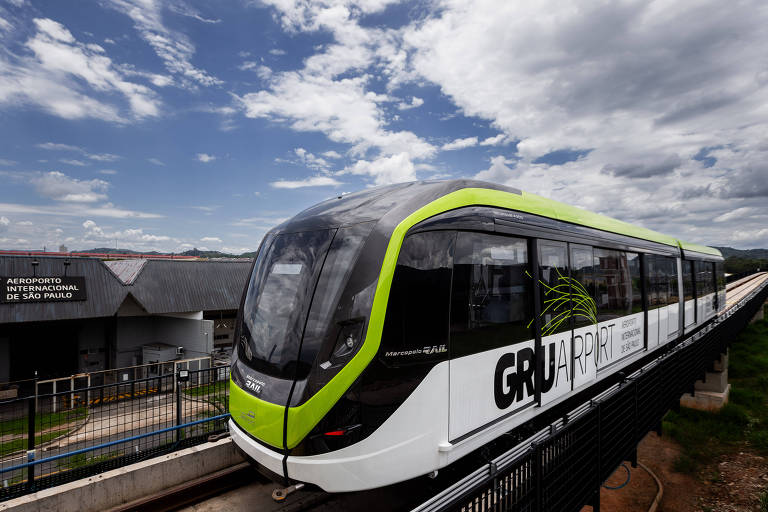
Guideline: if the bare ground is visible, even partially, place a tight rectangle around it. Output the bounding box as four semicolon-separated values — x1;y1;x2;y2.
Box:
582;432;768;512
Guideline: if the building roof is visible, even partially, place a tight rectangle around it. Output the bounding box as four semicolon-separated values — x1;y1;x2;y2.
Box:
0;256;252;324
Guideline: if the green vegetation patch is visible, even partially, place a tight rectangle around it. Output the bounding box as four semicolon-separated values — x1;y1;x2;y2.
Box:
182;380;228;397
663;317;768;475
0;407;87;436
0;429;71;457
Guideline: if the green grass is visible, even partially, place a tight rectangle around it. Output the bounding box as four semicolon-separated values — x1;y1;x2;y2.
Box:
0;407;87;436
59;450;121;470
0;429;71;457
182;380;228;397
663;317;768;475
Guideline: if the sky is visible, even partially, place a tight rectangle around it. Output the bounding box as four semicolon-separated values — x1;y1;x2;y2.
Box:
0;0;767;254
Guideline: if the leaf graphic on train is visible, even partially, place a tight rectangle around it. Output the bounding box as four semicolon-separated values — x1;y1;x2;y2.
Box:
525;269;597;335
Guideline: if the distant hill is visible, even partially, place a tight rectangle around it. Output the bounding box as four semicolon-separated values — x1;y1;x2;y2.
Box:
714;247;768;260
715;246;768;274
76;247;253;259
79;247;160;255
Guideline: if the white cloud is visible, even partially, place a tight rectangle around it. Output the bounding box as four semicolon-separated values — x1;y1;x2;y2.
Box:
342;152;416;186
270;175;343;188
0;216;9;233
38;141;121;161
269;48;286;56
322;150;342;159
475;155;515;183
200;236;222;243
0;158;17;166
479;134;508;146
232;215;290;227
99;169;118;175
239;73;434;160
239;62;272;80
442;136;478;151
0;202;162;219
82;219;171;244
148;158;165;166
59;159;89;166
397;96;423;110
196;153;216;163
292;147;331;171
392;0;768;248
108;0;221;88
32;171;108;202
38;142;81;152
713;207;755;223
237;2;436;186
0;18;160;121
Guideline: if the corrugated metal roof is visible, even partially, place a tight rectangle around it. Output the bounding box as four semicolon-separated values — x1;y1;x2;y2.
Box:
103;259;147;285
0;256;253;324
129;260;252;314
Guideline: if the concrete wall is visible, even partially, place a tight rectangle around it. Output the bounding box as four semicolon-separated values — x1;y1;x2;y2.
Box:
0;438;245;512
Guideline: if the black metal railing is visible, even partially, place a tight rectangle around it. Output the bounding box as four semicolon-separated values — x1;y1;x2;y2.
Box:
414;277;768;512
0;365;230;501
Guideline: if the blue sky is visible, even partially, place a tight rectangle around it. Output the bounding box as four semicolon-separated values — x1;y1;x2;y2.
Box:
1;0;767;253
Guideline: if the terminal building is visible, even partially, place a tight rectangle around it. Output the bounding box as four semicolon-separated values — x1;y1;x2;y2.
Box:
0;255;252;383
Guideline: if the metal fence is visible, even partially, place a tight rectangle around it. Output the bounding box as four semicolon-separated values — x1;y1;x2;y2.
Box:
0;356;214;401
414;278;768;512
0;365;230;501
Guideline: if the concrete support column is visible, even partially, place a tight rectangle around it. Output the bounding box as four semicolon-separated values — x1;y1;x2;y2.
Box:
680;349;730;411
750;299;767;323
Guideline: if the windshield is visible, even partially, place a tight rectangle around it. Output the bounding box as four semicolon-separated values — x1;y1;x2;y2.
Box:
240;229;335;379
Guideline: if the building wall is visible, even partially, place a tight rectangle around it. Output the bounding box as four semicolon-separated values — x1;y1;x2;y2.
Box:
76;319;109;373
115;316;155;367
152;316;212;359
0;336;9;382
115;315;212;367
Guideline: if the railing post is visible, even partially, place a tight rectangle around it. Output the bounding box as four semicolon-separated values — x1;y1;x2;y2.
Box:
26;397;36;492
175;373;182;443
533;441;542;511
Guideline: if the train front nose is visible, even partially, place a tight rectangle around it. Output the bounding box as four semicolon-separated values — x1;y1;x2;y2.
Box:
229;222;376;456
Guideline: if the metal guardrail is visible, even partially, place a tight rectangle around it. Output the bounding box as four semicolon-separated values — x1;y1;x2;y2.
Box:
413;276;768;512
0;365;230;501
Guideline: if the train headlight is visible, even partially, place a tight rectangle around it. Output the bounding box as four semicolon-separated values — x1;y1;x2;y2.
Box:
330;319;364;363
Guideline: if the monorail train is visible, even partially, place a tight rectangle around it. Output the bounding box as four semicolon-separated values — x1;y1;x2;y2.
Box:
229;180;725;492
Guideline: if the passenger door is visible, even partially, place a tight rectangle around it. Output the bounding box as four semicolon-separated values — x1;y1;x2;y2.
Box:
448;232;535;441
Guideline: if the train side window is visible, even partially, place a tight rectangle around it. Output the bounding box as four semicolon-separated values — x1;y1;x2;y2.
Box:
666;257;679;305
380;231;455;364
694;260;713;298
593;249;641;321
627;253;642;313
538;241;571;335
645;255;666;310
570;245;596;328
715;261;725;308
682;261;694;301
450;232;533;359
